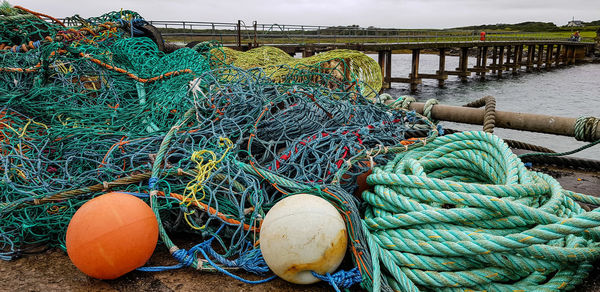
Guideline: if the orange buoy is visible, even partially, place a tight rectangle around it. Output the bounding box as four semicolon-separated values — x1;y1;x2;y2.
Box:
352;160;375;197
355;168;373;197
66;192;159;279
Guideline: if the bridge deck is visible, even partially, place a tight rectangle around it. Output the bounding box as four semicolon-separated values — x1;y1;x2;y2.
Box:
223;41;594;51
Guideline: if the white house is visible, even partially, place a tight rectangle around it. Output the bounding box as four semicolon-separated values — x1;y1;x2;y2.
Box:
567;20;583;27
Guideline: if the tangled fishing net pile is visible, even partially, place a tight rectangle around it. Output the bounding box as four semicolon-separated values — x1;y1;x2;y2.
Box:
209;46;382;99
2;3;600;291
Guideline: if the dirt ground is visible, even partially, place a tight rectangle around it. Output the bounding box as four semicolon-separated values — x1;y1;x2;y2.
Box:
1;166;599;292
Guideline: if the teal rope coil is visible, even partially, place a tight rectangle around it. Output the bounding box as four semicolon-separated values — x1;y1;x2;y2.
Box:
363;131;600;291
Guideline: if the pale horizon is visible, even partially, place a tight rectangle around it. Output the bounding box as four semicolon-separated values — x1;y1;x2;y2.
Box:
11;0;600;29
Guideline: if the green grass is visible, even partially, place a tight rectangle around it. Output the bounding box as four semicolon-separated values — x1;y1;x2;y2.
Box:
161;30;598;45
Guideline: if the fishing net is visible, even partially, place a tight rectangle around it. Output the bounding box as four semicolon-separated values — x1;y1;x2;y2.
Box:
4;3;600;292
210;46;383;99
0;3;438;290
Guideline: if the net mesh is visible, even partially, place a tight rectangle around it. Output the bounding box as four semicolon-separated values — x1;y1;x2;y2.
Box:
0;3;436;289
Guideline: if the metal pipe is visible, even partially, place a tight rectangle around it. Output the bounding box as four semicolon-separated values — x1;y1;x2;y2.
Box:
405;102;600;139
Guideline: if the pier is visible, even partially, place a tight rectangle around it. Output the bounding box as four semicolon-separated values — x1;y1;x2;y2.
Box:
149;20;597;91
305;41;594;91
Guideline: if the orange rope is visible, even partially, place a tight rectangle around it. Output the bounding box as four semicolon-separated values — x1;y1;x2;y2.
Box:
322;187;372;278
157;191;259;232
0;49;194;84
99;136;131;170
13;5;66;27
79;52;194;83
0;49;63;72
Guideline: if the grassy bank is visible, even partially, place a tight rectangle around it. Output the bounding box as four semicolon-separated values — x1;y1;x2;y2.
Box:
161;28;597;46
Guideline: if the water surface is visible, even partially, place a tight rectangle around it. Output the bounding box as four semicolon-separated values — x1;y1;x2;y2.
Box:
373;53;599;160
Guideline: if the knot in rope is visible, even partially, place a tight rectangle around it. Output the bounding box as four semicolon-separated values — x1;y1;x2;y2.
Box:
377;93;394;104
463;96;496;133
311;267;362;292
148;177;159;189
401;96;416;109
574;116;599;142
423;98;439;123
172;248;196;267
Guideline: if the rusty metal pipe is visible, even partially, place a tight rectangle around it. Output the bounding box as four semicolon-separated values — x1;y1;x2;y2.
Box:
406;102;600;140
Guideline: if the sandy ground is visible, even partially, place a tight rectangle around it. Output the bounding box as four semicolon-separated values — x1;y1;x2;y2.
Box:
1;166;599;291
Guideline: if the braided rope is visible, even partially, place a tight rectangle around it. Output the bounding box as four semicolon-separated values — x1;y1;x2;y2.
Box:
574;116;600;142
423;99;439;123
463;95;497;133
363;131;600;291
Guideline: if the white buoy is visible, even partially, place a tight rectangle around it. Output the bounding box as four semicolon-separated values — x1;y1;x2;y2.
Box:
260;193;348;284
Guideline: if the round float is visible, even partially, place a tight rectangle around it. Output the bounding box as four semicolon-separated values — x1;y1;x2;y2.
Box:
260;193;347;284
66;192;159;279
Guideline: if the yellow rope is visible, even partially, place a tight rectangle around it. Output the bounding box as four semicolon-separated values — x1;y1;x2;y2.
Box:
181;137;234;230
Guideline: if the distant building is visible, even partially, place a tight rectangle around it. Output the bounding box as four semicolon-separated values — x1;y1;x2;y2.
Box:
567;20;583;27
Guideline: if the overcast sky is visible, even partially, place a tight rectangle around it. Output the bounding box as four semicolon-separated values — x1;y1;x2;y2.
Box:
13;0;600;28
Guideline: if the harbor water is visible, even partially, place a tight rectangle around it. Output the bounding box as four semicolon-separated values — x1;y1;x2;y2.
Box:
372;53;600;160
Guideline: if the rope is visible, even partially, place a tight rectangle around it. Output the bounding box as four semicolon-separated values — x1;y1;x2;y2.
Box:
463;95;497;133
504;138;556;153
363;131;600;291
311;267;363;291
518;138;600;159
574;116;600;142
13;5;65;27
422;99;439;123
3;4;598;291
520;154;600;172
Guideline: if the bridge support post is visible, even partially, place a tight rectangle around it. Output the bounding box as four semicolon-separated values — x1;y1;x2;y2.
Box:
545;44;553;69
526;45;535;72
378;50;391;89
536;44;544;69
378;51;385;88
497;46;504;78
459;47;469;82
572;47;579;64
302;49;314;58
505;46;512;73
554;44;562;66
410;49;421;91
438;48;446;87
510;46;519;75
480;46;488;80
475;47;482;76
516;45;524;72
569;46;575;65
386;50;392;86
491;46;498;74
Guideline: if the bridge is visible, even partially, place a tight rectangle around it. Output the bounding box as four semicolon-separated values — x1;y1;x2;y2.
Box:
149;20;597;91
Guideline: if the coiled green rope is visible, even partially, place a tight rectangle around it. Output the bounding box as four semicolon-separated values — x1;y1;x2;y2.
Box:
363;131;600;291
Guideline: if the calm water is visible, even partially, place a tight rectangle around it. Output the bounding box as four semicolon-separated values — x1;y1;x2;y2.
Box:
370;54;600;160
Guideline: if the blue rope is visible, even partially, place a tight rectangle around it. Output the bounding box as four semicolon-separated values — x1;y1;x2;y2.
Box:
437;124;444;135
116;18;147;36
148;177;158;189
196;246;277;284
137;225;275;284
129;18;134;38
136;248;194;272
311;267;362;291
0;233;15;261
